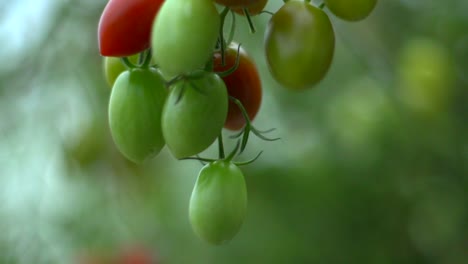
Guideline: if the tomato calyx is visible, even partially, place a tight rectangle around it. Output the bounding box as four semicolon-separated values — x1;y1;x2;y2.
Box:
181;138;263;166
228;96;280;153
119;49;153;70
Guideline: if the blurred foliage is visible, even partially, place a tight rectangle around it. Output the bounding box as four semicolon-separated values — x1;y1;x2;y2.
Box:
0;0;467;263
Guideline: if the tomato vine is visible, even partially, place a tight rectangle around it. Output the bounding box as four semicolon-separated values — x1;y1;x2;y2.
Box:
98;0;379;245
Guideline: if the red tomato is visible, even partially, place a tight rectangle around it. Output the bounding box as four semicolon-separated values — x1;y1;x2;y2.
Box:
214;43;262;131
98;0;164;57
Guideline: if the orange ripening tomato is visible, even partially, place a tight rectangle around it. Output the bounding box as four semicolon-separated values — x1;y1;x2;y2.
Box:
214;43;262;131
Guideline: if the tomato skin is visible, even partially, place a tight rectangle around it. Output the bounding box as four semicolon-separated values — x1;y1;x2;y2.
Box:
98;0;164;57
213;43;262;131
264;1;335;90
161;72;228;159
108;68;167;163
229;0;268;15
325;0;377;21
189;161;247;245
152;0;220;78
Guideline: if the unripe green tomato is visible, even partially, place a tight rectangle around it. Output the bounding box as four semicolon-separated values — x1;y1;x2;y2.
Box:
325;0;377;21
397;38;455;117
103;55;138;87
264;1;335;90
189;161;247;245
108;68;167;163
161;72;228;159
151;0;220;78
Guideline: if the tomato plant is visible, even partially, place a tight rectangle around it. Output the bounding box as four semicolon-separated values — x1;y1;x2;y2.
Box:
151;0;220;78
109;68;167;163
264;1;335;90
214;43;262;131
161;72;228;159
189;160;247;245
94;0;382;246
98;0;164;57
325;0;377;21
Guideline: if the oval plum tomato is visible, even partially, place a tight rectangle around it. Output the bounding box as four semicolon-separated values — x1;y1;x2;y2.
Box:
230;0;268;16
161;72;228;159
151;0;220;78
98;0;164;57
325;0;377;21
213;43;262;131
108;68;167;163
264;1;335;90
103;55;138;87
189;161;247;245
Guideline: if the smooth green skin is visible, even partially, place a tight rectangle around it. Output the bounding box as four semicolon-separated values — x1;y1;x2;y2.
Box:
189;161;247;245
397;38;455;117
325;0;377;21
151;0;220;78
109;68;167;163
162;72;228;159
265;1;335;90
103;55;139;87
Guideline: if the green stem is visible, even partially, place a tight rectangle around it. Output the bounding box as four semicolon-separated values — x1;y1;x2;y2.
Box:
243;8;256;34
218;133;225;159
142;49;152;68
225;140;241;162
234;151;263;166
319;2;325;9
219;7;230;66
121;57;135;69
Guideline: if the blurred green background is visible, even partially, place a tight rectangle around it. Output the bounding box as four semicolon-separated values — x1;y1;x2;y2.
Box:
0;0;467;263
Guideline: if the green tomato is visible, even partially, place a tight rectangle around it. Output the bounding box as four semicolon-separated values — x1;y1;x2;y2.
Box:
162;72;228;159
264;1;335;90
189;161;247;245
325;0;377;21
151;0;220;78
108;68;167;163
397;38;455;117
103;55;139;87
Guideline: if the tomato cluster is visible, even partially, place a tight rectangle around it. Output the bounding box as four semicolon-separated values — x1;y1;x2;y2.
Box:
98;0;377;245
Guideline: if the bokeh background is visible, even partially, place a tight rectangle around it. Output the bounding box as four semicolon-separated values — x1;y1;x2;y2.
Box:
0;0;467;263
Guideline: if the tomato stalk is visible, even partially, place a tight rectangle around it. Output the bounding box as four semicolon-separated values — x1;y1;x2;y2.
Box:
242;8;256;34
229;96;280;153
121;57;136;69
259;10;274;16
141;49;152;68
218;134;225;159
219;7;230;66
319;2;325;9
216;44;242;78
